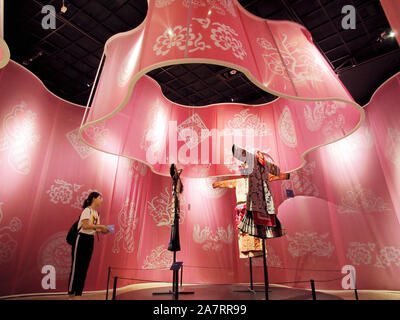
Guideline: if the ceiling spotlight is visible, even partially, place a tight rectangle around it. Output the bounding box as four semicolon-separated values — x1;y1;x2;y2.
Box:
208;10;212;15
378;30;396;42
229;69;237;75
61;0;68;13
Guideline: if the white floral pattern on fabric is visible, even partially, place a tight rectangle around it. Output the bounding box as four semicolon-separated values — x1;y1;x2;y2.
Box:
278;106;297;148
182;0;237;16
46;179;77;205
0;103;40;175
157;0;237;16
210;22;246;60
214;0;237;16
147;187;186;227
337;184;392;214
153;25;210;56
386;127;400;167
193;224;233;251
46;179;99;210
66;128;94;159
286;232;334;258
66;123;109;159
142;245;173;269
257;34;324;84
113;198;138;254
153;19;245;60
346;242;375;266
153;28;181;56
226;109;272;137
192;17;211;29
346;242;400;269
0;203;22;265
375;246;400;269
178;113;210;149
37;232;71;280
321;114;346;141
303;101;347;140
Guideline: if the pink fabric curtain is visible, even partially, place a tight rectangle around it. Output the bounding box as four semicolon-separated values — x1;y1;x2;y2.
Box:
82;1;363;178
1;61;400;296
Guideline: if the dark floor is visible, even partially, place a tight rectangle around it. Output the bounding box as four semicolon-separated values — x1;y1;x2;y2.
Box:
116;284;343;300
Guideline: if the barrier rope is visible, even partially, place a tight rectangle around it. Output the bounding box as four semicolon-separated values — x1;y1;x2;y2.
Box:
109;275;343;287
106;265;345;299
108;265;342;273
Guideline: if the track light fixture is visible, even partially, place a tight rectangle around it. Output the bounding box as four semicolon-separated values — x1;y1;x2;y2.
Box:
61;0;68;14
22;51;43;66
377;30;396;42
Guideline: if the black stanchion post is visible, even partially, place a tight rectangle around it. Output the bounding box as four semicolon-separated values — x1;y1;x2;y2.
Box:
112;277;118;301
249;257;254;291
354;288;359;300
172;251;176;293
174;269;179;300
181;265;183;288
310;279;316;300
106;266;111;300
261;238;269;301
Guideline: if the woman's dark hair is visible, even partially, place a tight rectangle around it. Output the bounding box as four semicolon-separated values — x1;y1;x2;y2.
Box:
170;163;176;178
82;192;101;209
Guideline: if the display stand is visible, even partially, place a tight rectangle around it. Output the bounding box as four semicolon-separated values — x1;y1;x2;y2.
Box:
261;238;269;300
152;164;194;299
233;255;271;295
152;252;194;299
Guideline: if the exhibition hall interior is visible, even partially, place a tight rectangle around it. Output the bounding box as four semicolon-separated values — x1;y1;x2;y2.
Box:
0;0;400;300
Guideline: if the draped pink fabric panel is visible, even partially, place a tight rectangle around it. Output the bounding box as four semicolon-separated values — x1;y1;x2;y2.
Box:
81;0;363;178
83;75;361;178
1;62;400;296
0;62;121;295
1;4;400;296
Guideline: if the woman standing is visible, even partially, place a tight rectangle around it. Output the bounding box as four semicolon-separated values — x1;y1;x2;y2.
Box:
167;164;183;252
68;192;109;299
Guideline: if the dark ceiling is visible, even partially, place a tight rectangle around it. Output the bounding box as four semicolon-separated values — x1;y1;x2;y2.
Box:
4;0;400;107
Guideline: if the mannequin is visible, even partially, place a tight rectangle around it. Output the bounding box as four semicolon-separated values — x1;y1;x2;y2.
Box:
154;164;194;298
168;163;183;252
212;145;290;257
213;175;289;258
213;145;289;298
